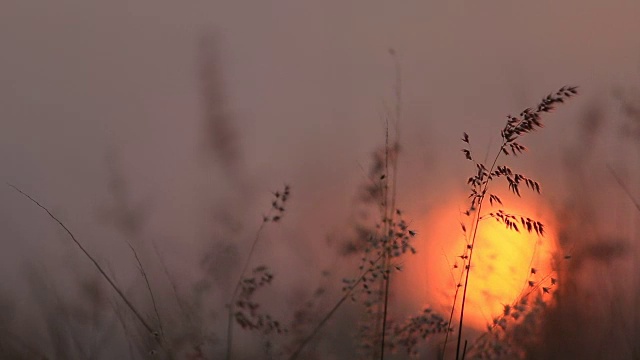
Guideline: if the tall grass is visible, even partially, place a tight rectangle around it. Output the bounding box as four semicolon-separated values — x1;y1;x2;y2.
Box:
7;183;171;357
5;86;588;360
226;184;290;360
444;86;578;359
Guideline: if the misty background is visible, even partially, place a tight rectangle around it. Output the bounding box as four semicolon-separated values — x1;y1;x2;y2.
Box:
2;1;640;359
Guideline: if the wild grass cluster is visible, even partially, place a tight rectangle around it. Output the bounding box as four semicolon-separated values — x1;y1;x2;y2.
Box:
5;78;640;360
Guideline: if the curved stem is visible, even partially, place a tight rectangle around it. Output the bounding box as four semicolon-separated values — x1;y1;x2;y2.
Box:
226;220;268;360
7;184;164;350
454;142;505;360
289;253;384;360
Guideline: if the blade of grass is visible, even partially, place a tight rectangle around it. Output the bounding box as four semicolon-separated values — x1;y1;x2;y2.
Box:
607;164;640;212
7;184;162;348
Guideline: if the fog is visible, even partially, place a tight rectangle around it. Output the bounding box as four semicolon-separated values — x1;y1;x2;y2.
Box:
2;1;640;359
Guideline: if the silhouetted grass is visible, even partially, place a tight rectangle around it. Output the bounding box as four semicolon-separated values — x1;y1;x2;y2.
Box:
4;86;607;360
444;86;578;359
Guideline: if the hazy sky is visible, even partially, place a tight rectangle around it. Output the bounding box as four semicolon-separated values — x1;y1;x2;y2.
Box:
3;0;638;261
2;1;640;357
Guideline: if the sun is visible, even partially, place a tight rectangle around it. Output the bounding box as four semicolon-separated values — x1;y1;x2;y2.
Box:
396;195;558;330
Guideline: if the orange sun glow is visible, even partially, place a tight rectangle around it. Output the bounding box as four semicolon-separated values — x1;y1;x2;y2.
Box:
398;195;558;330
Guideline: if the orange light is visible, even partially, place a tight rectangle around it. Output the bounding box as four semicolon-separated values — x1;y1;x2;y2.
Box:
396;194;557;330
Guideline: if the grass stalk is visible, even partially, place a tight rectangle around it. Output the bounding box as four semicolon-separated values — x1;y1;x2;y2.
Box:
443;86;577;359
226;185;288;360
226;220;268;360
289;253;385;360
379;49;402;359
124;240;164;339
607;164;640;212
7;183;165;351
455;148;501;360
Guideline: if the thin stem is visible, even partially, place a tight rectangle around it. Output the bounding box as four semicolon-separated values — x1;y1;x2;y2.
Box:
379;254;392;360
379;51;401;359
443;215;474;354
125;240;164;339
442;255;465;355
607;164;640;212
7;184;162;346
374;120;391;360
226;219;269;360
289;253;385;360
152;238;194;328
455;143;505;360
461;340;468;360
607;159;640;359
